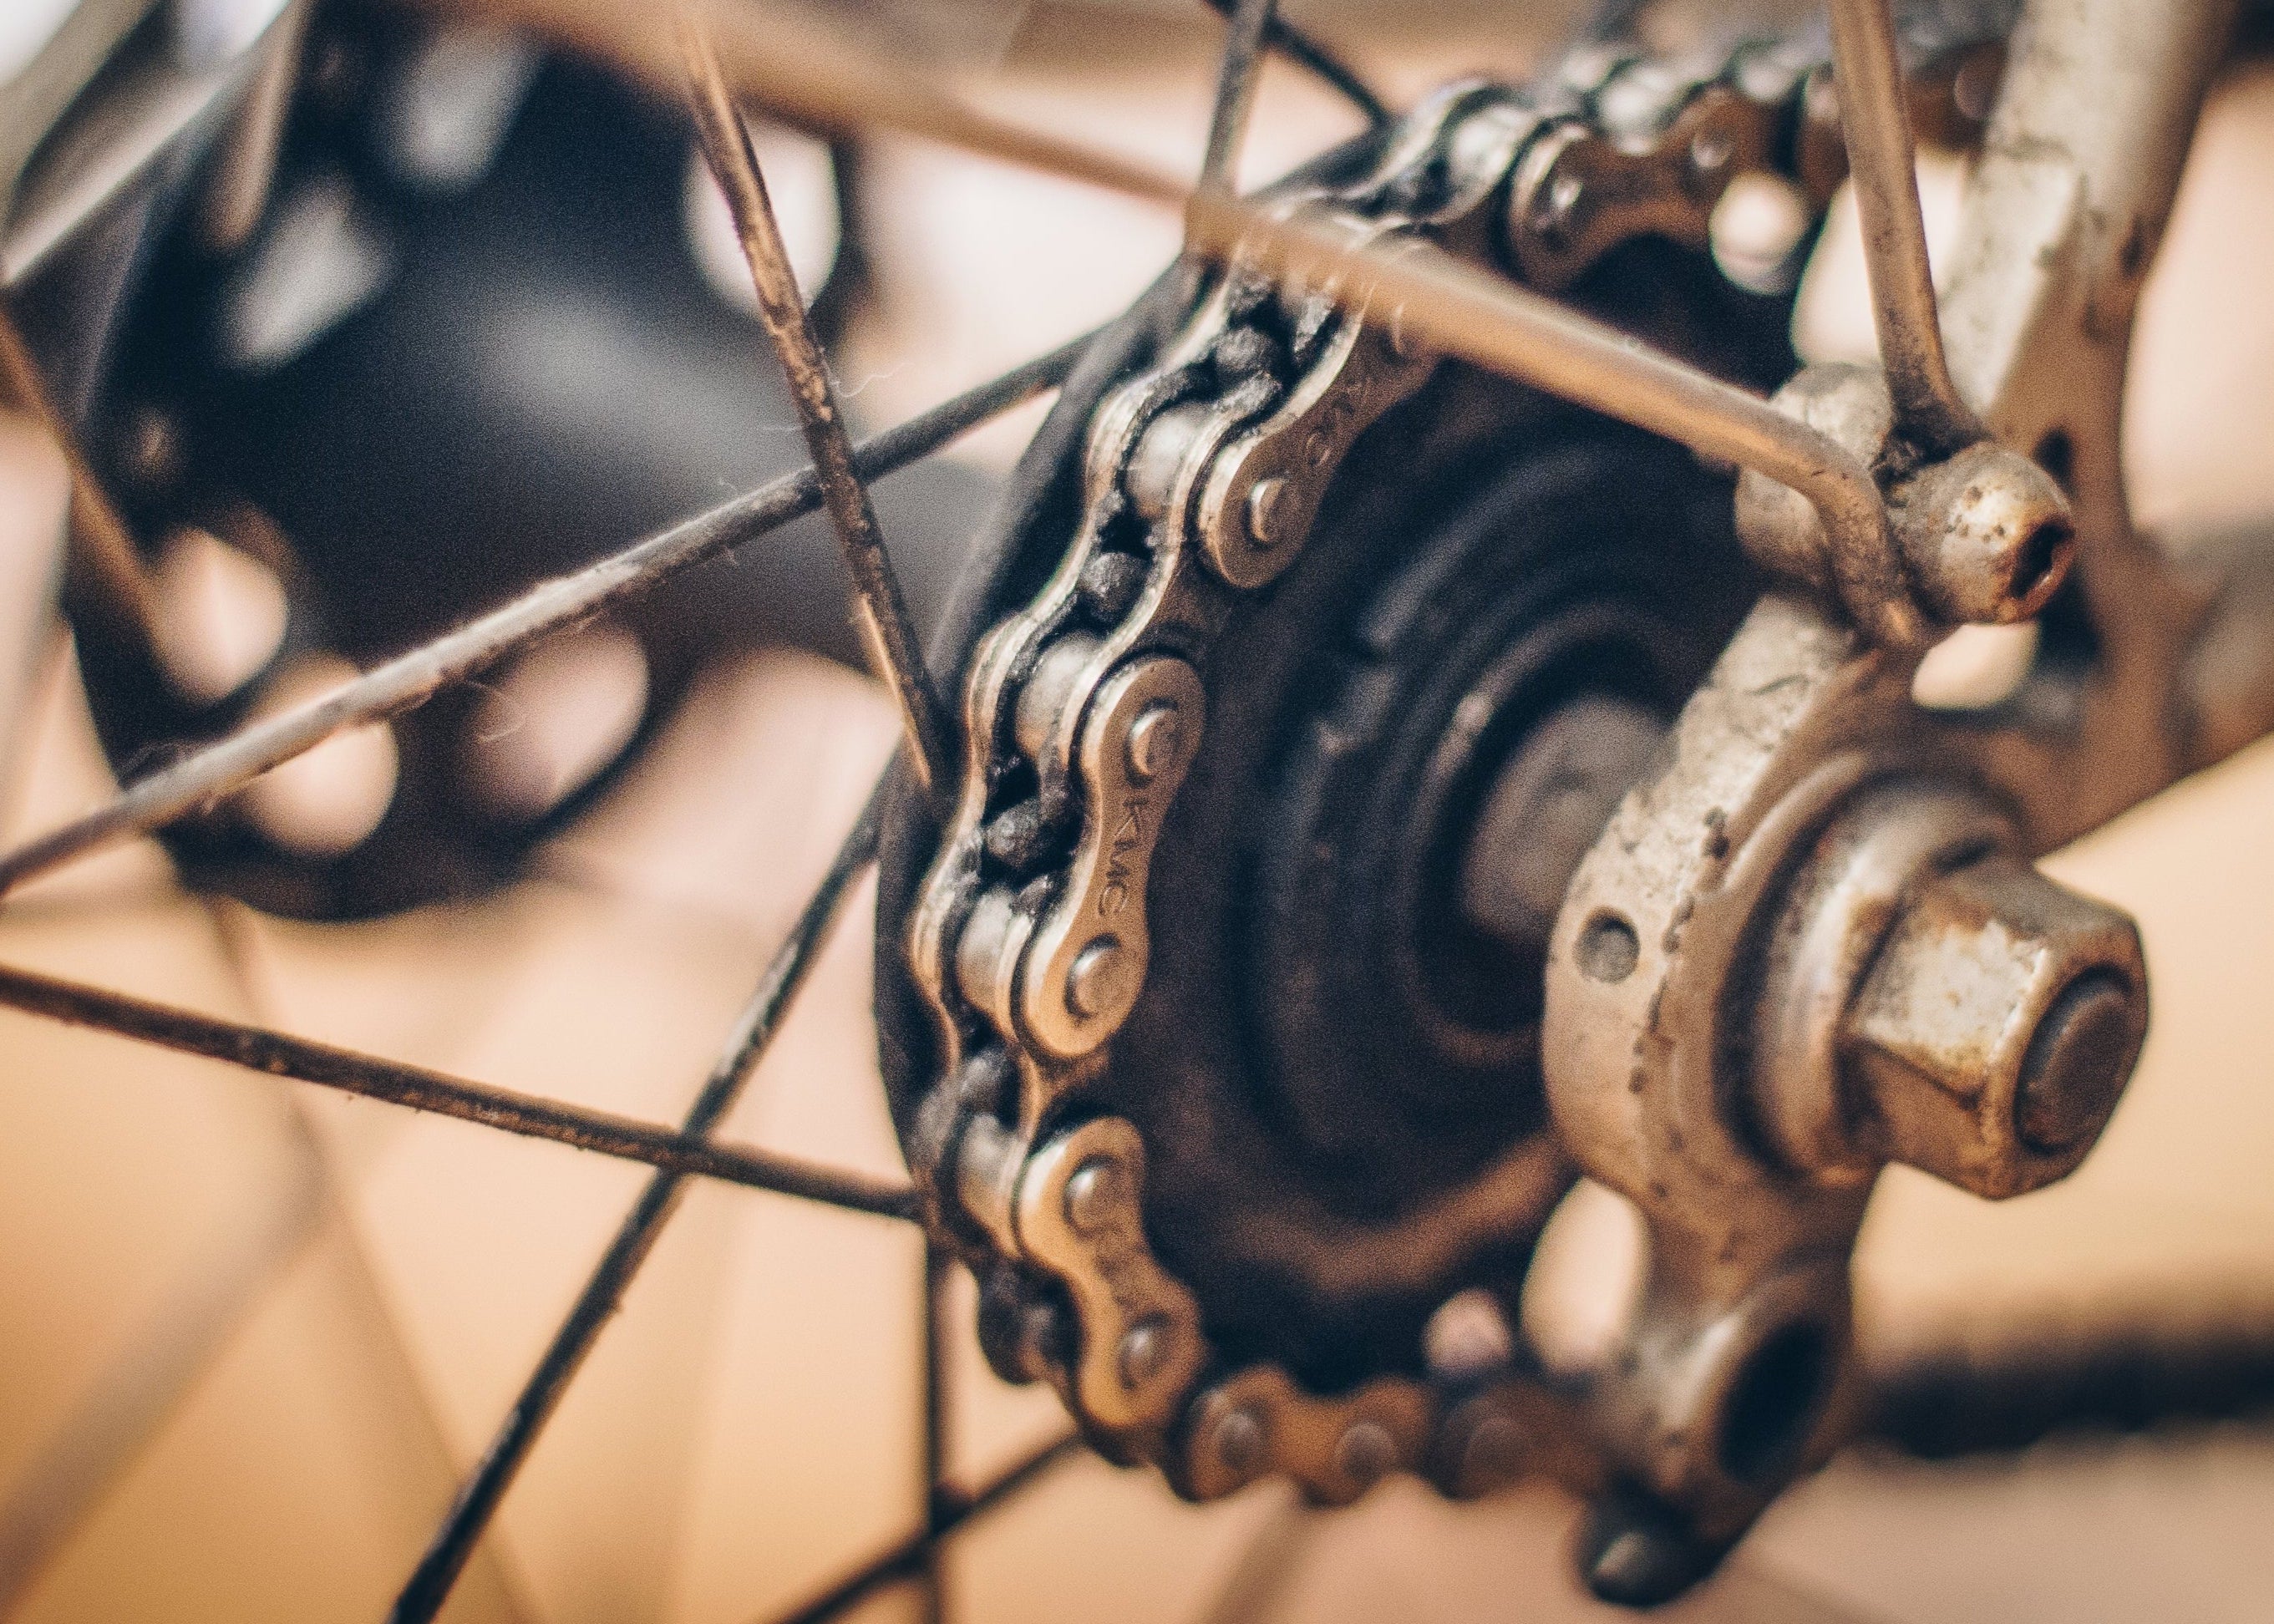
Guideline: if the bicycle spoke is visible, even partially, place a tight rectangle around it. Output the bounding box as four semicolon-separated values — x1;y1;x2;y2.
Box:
481;0;1188;202
1195;1491;1312;1624
682;17;956;804
0;306;157;656
0;957;916;1217
763;1431;1084;1624
493;0;1892;614
1825;0;1978;452
1200;0;1277;196
917;1244;950;1624
388;775;889;1622
1195;0;1384;127
0;334;1086;897
199;0;312;252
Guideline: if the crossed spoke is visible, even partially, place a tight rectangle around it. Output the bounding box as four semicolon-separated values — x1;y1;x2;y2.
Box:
1199;0;1386;127
0;0;1969;1618
0;335;1084;897
764;1431;1084;1624
388;774;891;1620
682;13;957;803
0;957;918;1218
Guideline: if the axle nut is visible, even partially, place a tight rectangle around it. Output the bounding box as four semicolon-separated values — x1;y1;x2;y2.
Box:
1891;442;2074;626
1843;851;2147;1200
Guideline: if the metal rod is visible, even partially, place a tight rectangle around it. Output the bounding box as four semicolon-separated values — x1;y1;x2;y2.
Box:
0;332;1086;897
200;0;311;251
763;1433;1084;1624
681;17;957;804
1200;0;1277;195
1196;0;1387;126
388;778;889;1623
471;0;1915;643
917;1245;951;1624
1194;1492;1314;1624
1180;196;1918;646
1825;0;1979;453
1184;200;1864;499
552;0;1865;523
0;306;159;654
0;957;916;1219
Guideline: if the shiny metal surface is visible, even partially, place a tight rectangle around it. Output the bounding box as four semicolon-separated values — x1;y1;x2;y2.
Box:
680;14;956;802
3;1;2271;1617
1825;0;1981;452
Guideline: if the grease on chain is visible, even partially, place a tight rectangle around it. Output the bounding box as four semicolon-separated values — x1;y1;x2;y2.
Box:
904;19;2007;1500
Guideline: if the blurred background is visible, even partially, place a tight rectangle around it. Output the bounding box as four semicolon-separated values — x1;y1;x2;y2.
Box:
2;1;2274;1619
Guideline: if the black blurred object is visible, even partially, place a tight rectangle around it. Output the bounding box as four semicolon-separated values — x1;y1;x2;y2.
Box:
33;5;989;919
1863;1322;2274;1460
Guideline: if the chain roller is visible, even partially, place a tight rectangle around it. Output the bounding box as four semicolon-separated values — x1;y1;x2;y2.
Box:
903;15;2011;1501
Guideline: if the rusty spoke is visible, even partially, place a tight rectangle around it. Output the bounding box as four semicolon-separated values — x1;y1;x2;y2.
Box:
1196;0;1385;126
1199;0;1277;196
681;16;957;803
0;957;916;1219
0;332;1085;898
761;1432;1084;1624
387;776;892;1621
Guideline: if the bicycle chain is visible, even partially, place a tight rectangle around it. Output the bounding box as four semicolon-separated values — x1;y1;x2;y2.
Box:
904;16;2008;1505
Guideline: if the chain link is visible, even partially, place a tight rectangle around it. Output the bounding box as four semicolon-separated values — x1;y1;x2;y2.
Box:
903;13;2008;1501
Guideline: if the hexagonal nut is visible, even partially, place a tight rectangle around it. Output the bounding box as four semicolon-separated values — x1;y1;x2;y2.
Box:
1842;852;2147;1200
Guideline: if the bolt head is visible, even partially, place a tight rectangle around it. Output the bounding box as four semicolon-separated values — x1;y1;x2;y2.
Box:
1334;1418;1398;1491
1062;1155;1124;1234
1211;1404;1268;1478
1845;852;2147;1199
1245;476;1289;549
1063;935;1132;1020
1117;1317;1170;1388
2015;971;2139;1154
1892;441;2074;626
1124;700;1187;783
